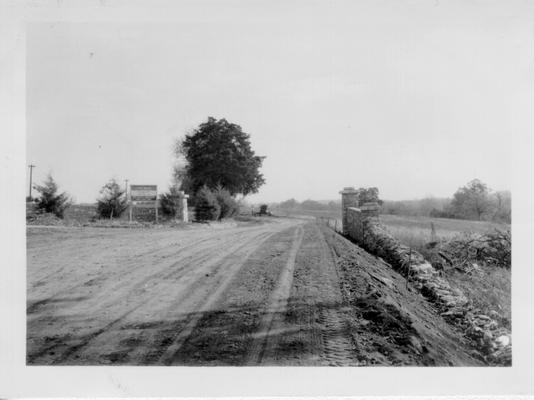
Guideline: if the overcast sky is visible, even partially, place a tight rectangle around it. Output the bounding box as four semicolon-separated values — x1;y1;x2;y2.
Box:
26;1;532;203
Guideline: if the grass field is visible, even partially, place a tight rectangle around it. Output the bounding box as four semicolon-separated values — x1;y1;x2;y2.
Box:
379;214;510;254
275;208;509;245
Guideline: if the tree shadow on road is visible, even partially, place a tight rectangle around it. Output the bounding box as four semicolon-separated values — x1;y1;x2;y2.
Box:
27;294;462;366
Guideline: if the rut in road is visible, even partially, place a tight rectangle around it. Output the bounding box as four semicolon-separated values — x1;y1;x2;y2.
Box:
28;219;360;365
165;223;308;365
28;224;273;290
27;235;217;314
27;222;296;365
257;222;359;365
314;224;359;366
156;228;283;365
245;225;305;364
27;219;488;366
53;233;271;365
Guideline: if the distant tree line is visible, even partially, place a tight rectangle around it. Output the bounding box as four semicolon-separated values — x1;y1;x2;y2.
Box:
381;197;450;217
273;180;510;224
273;198;339;212
272;187;382;213
382;179;510;223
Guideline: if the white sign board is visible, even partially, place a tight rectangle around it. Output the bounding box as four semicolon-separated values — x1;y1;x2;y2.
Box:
130;185;157;201
132;200;161;209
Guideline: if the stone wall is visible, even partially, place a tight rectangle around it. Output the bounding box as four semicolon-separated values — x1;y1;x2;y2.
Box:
340;187;511;365
339;187;359;235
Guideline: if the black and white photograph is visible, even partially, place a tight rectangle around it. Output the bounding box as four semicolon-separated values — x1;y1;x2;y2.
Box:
2;0;534;397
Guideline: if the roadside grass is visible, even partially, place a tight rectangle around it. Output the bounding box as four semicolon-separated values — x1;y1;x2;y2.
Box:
379;214;509;257
445;265;511;329
380;214;508;241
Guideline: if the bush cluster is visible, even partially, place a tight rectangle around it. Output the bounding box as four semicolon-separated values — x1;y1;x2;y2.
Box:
160;185;182;217
438;229;511;270
194;185;239;221
214;186;239;219
194;186;220;221
33;175;72;218
96;179;128;219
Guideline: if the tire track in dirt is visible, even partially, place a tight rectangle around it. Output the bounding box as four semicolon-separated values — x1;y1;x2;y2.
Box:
27;225;273;316
314;224;359;366
155;228;282;365
28;226;250;288
27;241;205;313
316;306;357;366
161;224;303;365
28;221;298;365
27;236;222;316
268;223;358;366
245;225;304;365
27;225;265;288
136;229;278;364
31;233;267;364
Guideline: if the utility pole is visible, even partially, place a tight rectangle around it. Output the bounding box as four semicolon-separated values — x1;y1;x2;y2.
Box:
28;164;36;200
125;179;132;223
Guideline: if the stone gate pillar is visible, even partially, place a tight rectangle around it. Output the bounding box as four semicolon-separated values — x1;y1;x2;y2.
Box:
339;187;359;235
175;191;189;223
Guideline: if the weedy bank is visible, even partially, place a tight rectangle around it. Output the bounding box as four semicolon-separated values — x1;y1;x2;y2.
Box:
378;214;511;336
309;210;512;352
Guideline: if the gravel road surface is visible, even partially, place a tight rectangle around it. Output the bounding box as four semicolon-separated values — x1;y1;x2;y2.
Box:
27;217;480;365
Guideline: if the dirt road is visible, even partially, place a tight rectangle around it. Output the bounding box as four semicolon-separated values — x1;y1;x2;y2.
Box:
27;217;480;365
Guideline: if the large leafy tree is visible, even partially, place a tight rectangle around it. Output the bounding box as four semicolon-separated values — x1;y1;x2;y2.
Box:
176;117;265;196
450;179;492;220
492;190;511;223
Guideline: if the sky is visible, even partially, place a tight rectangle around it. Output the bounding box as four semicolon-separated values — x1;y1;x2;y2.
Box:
26;1;533;204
